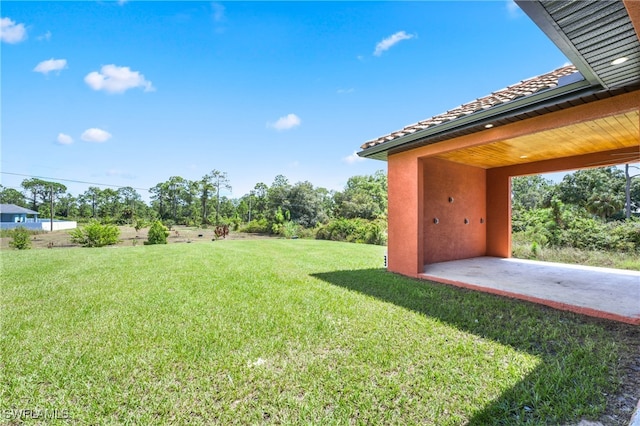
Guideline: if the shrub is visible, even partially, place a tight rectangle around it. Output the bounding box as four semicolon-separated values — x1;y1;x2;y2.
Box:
70;221;120;247
9;227;32;250
146;220;169;245
316;218;387;245
278;221;299;238
239;219;270;234
134;217;148;233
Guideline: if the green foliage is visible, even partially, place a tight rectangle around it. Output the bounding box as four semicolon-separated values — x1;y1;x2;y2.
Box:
316;218;387;245
334;170;387;220
146;220;169;245
8;227;32;250
513;204;639;253
557;167;626;220
69;221;120;247
239;218;270;233
134;217;148;233
0;185;26;206
276;220;299;238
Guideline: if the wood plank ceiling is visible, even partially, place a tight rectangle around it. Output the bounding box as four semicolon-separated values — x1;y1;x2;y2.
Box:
435;110;639;169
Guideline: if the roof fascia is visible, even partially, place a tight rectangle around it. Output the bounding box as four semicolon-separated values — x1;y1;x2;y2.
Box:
514;0;605;88
358;78;594;160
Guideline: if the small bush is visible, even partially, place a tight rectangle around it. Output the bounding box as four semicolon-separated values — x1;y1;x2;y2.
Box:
9;227;32;250
146;220;169;245
134;218;148;233
316;218;387;245
70;221;120;247
239;219;270;234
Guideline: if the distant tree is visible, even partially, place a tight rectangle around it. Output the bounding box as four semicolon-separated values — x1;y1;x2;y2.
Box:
100;188;120;220
56;193;78;218
334;170;387;220
21;178;66;212
210;170;231;225
251;182;269;220
557;167;625;220
511;175;554;211
287;181;328;227
0;185;26;206
117;186;143;223
164;176;188;223
184;180;201;225
267;175;291;220
150;182;170;220
198;174;215;225
82;187;103;218
21;178;47;210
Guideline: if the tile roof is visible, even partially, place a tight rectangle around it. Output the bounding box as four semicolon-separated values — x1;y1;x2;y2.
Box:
360;65;580;150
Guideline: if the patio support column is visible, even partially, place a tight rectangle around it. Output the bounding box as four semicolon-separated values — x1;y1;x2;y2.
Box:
486;168;512;258
387;151;423;276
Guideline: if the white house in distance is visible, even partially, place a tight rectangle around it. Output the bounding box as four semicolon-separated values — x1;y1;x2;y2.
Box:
0;204;77;231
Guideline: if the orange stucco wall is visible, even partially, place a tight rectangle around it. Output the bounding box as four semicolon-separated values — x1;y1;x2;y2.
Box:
385;91;639;278
422;158;486;264
387;150;423;275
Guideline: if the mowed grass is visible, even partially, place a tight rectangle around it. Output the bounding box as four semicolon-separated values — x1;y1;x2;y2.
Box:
0;240;632;425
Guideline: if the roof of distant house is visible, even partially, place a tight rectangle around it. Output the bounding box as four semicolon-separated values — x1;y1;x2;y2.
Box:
0;204;39;215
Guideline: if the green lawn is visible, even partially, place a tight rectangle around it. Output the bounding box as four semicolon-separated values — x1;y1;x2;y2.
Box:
0;240;633;424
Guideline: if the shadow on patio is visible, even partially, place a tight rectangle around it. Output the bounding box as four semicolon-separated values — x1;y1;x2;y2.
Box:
311;268;640;425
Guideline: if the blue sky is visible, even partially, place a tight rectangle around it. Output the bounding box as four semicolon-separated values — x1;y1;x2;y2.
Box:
1;1;571;200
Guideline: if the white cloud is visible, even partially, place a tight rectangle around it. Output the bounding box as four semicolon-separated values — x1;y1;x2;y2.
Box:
34;58;67;75
56;133;73;145
337;88;355;94
37;31;52;41
268;113;301;131
84;64;155;94
81;128;112;143
343;151;366;164
1;17;27;44
374;31;415;56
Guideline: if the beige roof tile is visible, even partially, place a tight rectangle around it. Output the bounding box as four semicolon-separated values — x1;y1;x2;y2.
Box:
361;65;579;150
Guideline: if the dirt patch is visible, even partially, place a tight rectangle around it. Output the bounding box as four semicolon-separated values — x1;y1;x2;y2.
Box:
0;225;274;250
599;321;640;425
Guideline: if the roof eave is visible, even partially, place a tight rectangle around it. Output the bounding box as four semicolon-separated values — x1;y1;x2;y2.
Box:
358;78;596;161
514;0;605;88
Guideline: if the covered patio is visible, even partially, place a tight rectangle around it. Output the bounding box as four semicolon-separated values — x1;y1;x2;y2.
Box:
358;0;640;323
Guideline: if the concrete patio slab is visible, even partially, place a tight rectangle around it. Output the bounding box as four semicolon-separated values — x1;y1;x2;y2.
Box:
420;257;640;325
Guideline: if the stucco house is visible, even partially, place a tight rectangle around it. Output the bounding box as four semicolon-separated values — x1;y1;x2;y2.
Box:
0;203;77;231
358;0;639;278
0;204;39;224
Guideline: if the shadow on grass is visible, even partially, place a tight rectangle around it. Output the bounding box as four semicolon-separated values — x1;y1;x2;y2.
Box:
312;268;637;425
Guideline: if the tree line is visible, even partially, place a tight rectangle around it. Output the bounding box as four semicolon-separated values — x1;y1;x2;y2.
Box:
512;166;639;252
1;165;637;249
0;169;388;242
